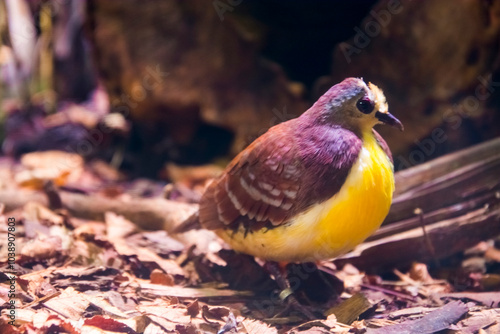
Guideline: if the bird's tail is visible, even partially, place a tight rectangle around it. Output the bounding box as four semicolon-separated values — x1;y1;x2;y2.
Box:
173;211;201;233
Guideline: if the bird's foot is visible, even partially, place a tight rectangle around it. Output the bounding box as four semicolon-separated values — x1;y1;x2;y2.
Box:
264;262;319;320
278;288;317;320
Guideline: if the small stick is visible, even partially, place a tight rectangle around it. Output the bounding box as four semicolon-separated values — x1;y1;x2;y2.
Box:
360;283;415;301
21;291;62;309
414;208;440;268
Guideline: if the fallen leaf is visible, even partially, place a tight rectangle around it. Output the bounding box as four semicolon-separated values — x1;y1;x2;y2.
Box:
17;151;83;189
84;292;133;318
143;322;168;334
105;212;138;239
89;160;126;182
366;301;469;334
39;315;78;334
23;202;64;226
150;269;174;286
440;292;500;307
113;240;184;276
202;305;230;321
83;316;137;334
132;231;185;254
325;292;372;325
186;300;200;317
102;290;138;314
137;303;191;331
0;318;20;334
20;236;62;259
42;287;90;320
451;308;499;333
242;319;278;334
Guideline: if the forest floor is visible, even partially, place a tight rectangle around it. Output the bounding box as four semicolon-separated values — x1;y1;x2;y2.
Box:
0;150;499;333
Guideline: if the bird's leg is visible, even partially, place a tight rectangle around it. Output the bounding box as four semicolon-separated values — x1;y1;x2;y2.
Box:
264;261;317;320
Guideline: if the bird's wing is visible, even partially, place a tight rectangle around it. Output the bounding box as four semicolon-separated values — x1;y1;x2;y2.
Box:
199;122;363;231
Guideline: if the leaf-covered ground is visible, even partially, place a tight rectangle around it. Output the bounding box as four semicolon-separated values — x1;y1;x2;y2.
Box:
0;151;499;333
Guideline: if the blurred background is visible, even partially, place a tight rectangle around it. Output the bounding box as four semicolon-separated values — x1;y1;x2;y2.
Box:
1;0;500;179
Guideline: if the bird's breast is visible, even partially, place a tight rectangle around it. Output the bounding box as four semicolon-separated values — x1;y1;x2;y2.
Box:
216;131;395;262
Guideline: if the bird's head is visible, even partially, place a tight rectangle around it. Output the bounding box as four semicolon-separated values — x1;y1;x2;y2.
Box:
308;77;403;134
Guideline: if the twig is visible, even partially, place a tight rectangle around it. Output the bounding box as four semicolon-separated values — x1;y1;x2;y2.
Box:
21;291;62;309
360;283;415;302
414;208;440;268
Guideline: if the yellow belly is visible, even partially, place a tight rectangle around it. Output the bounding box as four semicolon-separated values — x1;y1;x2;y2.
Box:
216;131;395;262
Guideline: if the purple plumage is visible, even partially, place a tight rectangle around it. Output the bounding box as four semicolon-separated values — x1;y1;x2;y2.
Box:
199;78;394;233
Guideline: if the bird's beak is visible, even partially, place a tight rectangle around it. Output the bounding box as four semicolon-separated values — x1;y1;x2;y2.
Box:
375;111;404;131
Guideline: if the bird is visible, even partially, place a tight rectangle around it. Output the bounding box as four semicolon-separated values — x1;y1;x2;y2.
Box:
177;77;402;317
197;77;402;263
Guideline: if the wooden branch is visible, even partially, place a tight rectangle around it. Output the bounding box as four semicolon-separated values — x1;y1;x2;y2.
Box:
139;283;253;299
0;189;197;233
368;189;499;241
334;137;500;272
394;136;500;196
388;138;500;223
335;205;500;272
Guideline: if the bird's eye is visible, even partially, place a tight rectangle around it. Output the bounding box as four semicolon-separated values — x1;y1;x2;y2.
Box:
356;97;374;114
